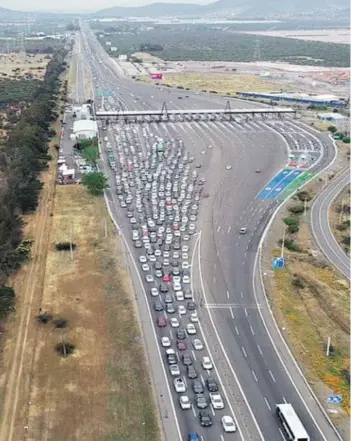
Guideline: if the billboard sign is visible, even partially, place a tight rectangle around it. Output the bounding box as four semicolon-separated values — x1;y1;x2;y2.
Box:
151;73;163;80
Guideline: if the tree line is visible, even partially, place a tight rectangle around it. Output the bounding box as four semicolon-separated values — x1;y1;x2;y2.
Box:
0;48;67;318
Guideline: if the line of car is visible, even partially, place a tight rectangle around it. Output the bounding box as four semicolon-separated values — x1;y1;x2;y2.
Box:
103;122;238;438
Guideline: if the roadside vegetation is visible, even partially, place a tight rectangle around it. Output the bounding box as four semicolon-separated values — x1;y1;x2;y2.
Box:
263;186;350;430
330;186;350;254
97;27;350;67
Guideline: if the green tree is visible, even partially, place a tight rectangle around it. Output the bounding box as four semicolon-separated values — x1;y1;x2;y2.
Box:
82;145;99;168
81;172;108;195
327;125;337;133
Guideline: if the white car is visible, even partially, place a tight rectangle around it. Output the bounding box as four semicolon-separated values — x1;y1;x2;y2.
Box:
179;395;191;410
182;261;189;270
169;364;180;376
178;305;186;315
142;263;150;272
148;255;156;262
139;255;147;263
210;392;224;409
174;377;187;393
182;275;190;284
170;318;180;328
221;415;236;432
176;291;184;301
173;282;182;291
190;312;198;322
202;356;213;370
150;287;159;296
192;339;203;350
182;253;189;260
155;249;162;257
173;276;181;283
186;323;196;335
145;274;154;283
161;336;171;347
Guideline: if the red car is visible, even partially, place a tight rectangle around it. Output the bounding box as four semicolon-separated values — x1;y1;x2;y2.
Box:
157;316;167;327
163;274;172;283
177;340;187;351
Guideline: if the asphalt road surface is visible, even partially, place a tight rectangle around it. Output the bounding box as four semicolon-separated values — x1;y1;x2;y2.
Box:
311;167;350;279
74;23;342;441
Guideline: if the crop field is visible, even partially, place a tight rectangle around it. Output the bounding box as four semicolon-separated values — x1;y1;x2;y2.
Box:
0;53;50;79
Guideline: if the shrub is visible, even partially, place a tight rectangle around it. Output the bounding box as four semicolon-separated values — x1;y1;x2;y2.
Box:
341;236;350;246
55;342;76;357
288;204;305;214
0;286;16;319
55;242;77;251
81;172;108;195
327;125;337;133
292;275;305;289
54;318;67;328
278;238;301;252
37;313;53;324
296;191;313;202
283;216;300;234
342;137;350;144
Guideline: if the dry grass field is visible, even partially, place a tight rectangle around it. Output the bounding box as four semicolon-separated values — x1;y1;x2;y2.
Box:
0;53;50;79
330;185;350;254
156;72;294;94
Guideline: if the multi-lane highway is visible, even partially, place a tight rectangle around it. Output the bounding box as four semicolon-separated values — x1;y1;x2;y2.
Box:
74;23;342;441
311;167;350;279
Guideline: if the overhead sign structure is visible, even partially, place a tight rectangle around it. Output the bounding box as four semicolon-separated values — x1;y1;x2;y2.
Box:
271;257;285;269
151;73;163;80
96;89;113;97
328;395;342;404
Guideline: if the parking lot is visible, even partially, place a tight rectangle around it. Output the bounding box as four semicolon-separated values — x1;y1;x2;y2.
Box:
102;124;238;439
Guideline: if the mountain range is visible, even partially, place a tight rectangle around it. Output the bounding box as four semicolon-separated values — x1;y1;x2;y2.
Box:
93;0;350;18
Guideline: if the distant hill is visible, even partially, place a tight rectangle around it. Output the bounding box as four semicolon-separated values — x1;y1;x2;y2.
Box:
93;0;351;19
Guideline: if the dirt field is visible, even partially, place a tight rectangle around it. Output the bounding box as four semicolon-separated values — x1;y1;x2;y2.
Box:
0;53;50;79
262;173;350;437
141;71;294;94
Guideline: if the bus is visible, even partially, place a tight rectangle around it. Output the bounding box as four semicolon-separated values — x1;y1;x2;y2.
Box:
275;403;310;441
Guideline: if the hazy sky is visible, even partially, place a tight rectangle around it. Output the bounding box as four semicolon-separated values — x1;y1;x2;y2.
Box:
1;0;210;12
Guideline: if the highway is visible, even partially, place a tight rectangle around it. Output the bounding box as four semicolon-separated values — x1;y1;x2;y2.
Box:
311;167;350;279
75;24;342;441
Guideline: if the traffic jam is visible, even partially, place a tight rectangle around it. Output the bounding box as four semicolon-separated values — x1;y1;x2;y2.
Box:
103;123;238;437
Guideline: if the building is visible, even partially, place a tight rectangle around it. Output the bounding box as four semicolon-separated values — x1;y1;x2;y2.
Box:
73;120;98;140
317;112;346;125
72;104;92;121
236;92;346;108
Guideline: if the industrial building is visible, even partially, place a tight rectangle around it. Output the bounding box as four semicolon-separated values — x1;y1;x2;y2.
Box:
73;120;98;140
236;92;346;108
317;112;346;125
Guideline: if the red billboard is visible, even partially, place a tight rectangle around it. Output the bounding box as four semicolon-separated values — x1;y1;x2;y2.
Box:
151;73;163;80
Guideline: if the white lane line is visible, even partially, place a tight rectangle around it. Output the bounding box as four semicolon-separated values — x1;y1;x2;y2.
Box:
269;370;276;383
176;352;180;362
242;346;248;358
200;374;205;385
226;290;230;299
229;308;235;319
183;376;188;387
169;330;173;339
220;435;225;441
217;225;221;232
235;326;240;335
192;350;197;361
257;344;263;356
240;292;244;299
192;404;196;417
227;226;231;233
283;397;287;403
250;325;255;335
213;276;216;284
252;370;259;382
279;428;286;441
244;308;248;317
210;405;216;416
264;397;272;410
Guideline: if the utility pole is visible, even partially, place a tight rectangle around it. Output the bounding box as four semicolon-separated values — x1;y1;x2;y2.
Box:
70;223;74;261
326;336;331;356
304;198;308;216
61;328;67;357
281;227;286;258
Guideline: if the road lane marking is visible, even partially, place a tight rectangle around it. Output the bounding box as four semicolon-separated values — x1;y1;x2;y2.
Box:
242;346;247;358
235;326;240;335
217;225;221;232
257;344;263;356
210;404;216;416
169;330;173;339
226;290;230;299
279;429;286;441
264;397;271;410
269;370;276;383
240;292;243;299
283;397;287;403
244;308;248;317
227;226;231;233
192;350;197;361
192;404;196;417
200;374;205;385
229;308;234;319
252;370;258;382
250;325;255;335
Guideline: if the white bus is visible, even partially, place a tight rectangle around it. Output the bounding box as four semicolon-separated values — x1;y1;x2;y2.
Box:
276;403;310;441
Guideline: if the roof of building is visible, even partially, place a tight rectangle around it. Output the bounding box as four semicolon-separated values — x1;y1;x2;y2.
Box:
73;120;98;133
317;112;346;120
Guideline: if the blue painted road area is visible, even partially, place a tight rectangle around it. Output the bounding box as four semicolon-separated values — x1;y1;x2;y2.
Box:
258;169;304;200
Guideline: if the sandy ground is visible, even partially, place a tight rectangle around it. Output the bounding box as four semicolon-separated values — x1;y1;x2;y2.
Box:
240;29;350;45
0;53;50;79
262;147;350;438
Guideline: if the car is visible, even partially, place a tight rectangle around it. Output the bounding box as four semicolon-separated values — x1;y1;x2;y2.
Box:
190;312;198;322
199;411;212;427
145;274;154;282
154;301;163;311
187;433;200;441
182;353;193;366
202;356;213;370
192;379;204;394
173;282;182;291
176;291;184;301
164;294;173;303
161;336;171;347
177;340;187;351
139;255;147;263
182;261;189;270
182;245;189;253
182;275;190;284
239;227;247;234
176;329;186;340
159;282;169;293
182;253;189;261
170;318;180;328
179;395;191;410
192;339;204;350
187;365;198;379
157;316;166;327
255;169;261;173
173;276;181;283
169;364;180;376
150;287;159;296
221;415;237;432
194;393;208;409
163;273;171;282
174;377;187;393
166;303;176;314
187;301;196;310
186;323;196;335
142;263;150;272
166;349;177;365
155;269;163;278
210;392;224;409
178;305;186;315
206;377;219;392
